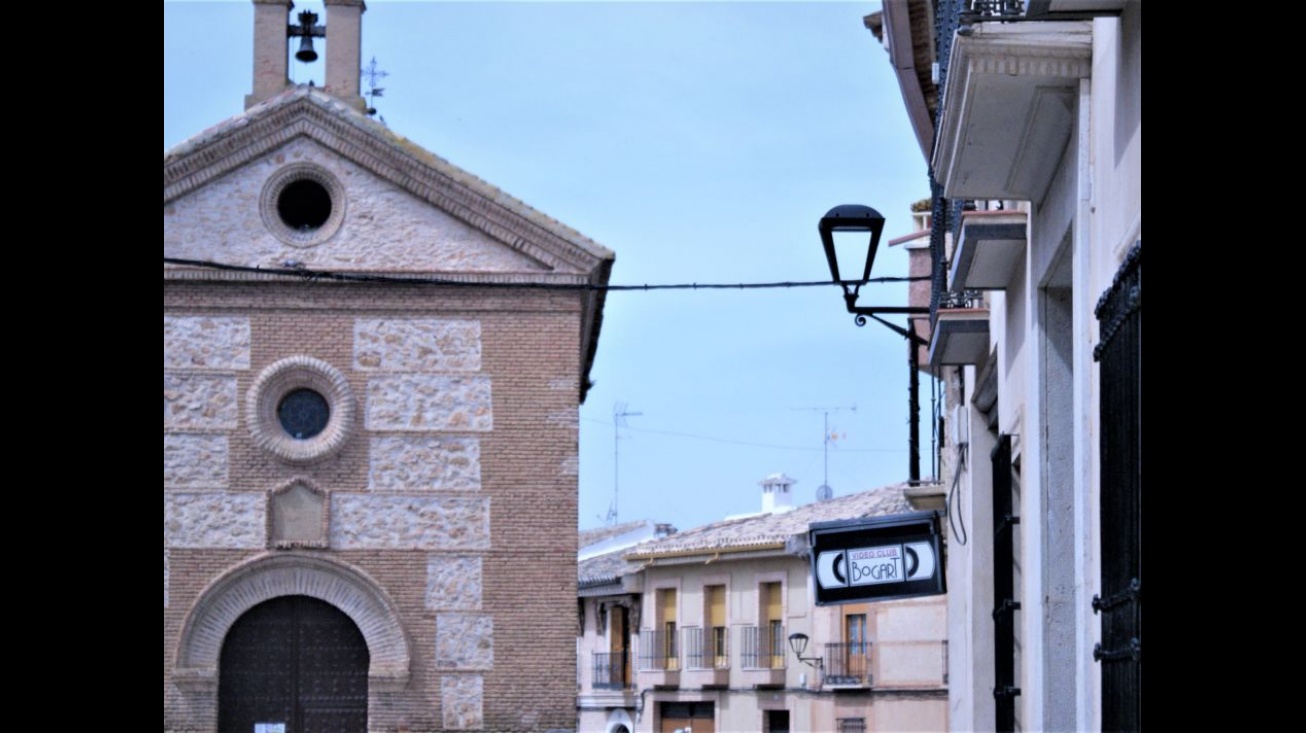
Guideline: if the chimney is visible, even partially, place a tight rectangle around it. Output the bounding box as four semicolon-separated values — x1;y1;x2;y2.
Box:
759;473;796;514
245;0;368;112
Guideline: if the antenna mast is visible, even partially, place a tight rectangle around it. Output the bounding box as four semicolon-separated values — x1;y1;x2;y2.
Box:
605;402;642;525
794;404;856;500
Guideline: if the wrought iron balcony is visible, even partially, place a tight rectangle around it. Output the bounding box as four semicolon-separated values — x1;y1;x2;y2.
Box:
638;629;680;671
740;625;786;669
824;642;873;687
962;0;1126;22
591;651;632;690
961;0;1026;20
938;289;983;310
683;626;729;670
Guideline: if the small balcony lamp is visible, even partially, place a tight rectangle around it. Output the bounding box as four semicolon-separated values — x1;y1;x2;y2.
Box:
817;205;930;482
787;632;824;671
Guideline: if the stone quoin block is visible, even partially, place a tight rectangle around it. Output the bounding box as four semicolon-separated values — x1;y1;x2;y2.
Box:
163;316;250;370
369;436;481;491
365;375;493;432
329;495;490;549
441;674;484;730
163;433;229;488
436;614;494;670
426;555;483;610
164;374;239;430
354;318;483;372
164;491;264;548
560;454;580;476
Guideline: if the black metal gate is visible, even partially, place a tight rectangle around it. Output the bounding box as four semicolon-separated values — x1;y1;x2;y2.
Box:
1093;242;1142;731
991;433;1020;731
219;595;370;733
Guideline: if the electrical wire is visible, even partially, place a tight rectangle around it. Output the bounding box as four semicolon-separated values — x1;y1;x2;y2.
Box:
947;438;968;546
163;256;929;290
579;417;906;454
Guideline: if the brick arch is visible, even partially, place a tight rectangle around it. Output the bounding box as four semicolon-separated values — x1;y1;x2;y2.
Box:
173;552;410;693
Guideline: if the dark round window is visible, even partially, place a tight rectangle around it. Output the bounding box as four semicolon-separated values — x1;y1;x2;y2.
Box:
277;179;333;231
277;388;331;440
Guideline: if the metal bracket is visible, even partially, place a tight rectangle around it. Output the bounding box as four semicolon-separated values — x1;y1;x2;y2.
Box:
1092;577;1140;615
991;599;1021;620
996;514;1020;535
1093;637;1141;664
993;685;1022;700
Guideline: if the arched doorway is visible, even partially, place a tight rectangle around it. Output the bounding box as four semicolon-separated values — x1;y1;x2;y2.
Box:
219;595;369;733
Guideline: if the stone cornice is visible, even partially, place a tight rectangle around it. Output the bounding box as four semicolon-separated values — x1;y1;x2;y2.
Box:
165;88;614;276
948;21;1092;85
161;266;595;286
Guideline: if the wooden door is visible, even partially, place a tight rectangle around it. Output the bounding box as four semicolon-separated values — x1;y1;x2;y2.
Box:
659;701;715;733
219;595;369;733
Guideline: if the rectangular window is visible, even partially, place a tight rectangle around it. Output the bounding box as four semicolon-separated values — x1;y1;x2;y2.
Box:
761;581;784;668
658;588;679;671
836;718;867;733
845;613;867;653
706;584;728;668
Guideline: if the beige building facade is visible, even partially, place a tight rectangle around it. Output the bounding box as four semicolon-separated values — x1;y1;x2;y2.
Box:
164;3;613;731
577;482;948;733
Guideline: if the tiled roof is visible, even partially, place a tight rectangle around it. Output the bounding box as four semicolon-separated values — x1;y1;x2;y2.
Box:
627;484;913;557
579;520;653;550
578;546;644;587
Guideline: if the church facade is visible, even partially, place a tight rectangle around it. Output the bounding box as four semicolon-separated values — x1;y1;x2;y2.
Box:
164;3;614;731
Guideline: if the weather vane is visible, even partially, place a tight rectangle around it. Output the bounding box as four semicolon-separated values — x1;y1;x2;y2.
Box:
362;56;389;122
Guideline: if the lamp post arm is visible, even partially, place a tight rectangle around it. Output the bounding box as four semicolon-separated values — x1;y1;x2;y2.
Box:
865;312;930;347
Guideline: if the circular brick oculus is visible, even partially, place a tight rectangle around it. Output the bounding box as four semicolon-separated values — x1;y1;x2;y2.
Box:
260;163;346;248
248;356;354;464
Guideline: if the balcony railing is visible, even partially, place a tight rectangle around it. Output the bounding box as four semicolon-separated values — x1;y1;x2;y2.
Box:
591;651;632;690
938;288;983;310
683;626;729;670
638;629;679;671
960;0;1025;20
824;642;872;686
740;625;786;669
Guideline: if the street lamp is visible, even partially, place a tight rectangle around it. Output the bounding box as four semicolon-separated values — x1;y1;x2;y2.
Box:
818;205;923;318
817;205;930;482
787;632;824;671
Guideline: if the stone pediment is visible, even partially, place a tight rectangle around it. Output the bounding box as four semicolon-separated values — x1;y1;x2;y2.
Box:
164;87;613;282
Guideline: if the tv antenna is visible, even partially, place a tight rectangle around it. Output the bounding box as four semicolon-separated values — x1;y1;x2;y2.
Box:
794;405;856;501
603;402;642;525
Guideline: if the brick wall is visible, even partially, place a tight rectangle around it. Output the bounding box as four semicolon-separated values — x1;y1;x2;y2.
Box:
164;281;583;732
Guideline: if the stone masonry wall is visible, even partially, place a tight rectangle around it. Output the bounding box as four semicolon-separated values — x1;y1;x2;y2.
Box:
163;138;549;274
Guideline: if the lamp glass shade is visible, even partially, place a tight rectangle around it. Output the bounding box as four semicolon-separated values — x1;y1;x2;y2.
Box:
818;204;886;284
788;632;809;658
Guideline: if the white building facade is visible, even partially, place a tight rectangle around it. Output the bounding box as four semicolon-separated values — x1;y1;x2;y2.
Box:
873;1;1141;730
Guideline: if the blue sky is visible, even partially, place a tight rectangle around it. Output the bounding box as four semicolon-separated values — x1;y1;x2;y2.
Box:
164;1;934;532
